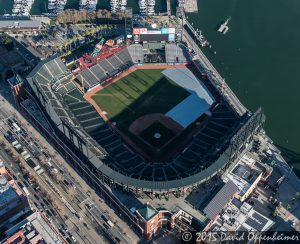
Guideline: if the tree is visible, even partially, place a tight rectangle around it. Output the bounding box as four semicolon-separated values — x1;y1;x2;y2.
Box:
273;205;282;217
1;35;14;50
53;173;63;184
67;185;76;200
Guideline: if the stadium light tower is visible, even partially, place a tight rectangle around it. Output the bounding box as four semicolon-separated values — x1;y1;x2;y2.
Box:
78;74;86;94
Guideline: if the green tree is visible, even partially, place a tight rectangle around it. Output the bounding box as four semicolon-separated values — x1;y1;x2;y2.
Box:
1;36;14;50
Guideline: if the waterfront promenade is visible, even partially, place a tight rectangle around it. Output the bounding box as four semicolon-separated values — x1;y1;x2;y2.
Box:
182;25;247;116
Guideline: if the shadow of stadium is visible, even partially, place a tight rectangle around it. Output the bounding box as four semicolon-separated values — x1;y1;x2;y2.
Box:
109;75;190;132
104;75;191;160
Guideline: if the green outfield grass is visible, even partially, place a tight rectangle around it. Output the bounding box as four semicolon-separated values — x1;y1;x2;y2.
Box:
91;69;190;132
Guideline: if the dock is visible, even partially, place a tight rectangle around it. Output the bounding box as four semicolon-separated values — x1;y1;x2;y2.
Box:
167;0;171;15
182;18;247;116
217;17;231;34
182;0;198;13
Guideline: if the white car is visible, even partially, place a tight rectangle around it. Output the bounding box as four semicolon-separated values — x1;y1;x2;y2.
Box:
71;236;76;242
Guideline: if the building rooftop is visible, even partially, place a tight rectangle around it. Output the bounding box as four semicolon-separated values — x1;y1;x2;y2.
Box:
203;180;239;220
209;199;274;232
137;205;158;221
223;154;263;196
7;75;23;87
3;212;65;244
0;163;25;218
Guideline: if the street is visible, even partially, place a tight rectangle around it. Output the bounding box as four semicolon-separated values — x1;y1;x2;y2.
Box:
0;91;139;244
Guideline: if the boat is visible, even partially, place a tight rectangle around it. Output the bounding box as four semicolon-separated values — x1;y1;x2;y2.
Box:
110;0;127;13
139;0;147;15
138;0;155;16
48;0;57;10
147;0;155;15
120;0;127;11
88;0;97;11
218;17;231;34
12;0;34;16
79;0;88;9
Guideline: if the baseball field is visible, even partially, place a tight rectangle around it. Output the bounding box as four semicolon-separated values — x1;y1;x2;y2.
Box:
91;68;190;147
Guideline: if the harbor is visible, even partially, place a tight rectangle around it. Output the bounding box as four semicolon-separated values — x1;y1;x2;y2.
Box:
12;0;35;16
185;0;300;175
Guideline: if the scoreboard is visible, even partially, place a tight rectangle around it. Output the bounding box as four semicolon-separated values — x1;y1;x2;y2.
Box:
132;28;176;42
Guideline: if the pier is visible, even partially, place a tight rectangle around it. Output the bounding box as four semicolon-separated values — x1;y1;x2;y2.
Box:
217;17;230;34
182;0;198;13
167;0;171;15
182;19;247;116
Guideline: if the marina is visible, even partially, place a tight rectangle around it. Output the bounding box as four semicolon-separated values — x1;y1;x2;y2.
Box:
111;0;127;13
48;0;67;14
139;0;156;15
79;0;97;11
12;0;35;16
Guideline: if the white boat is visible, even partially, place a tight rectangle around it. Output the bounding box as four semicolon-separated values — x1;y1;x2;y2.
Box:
88;0;97;10
79;0;88;8
80;0;97;11
48;0;57;9
111;0;127;13
139;0;155;15
217;17;231;34
12;0;35;16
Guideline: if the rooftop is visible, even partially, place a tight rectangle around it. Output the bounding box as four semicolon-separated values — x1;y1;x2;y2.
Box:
209;199;274;232
0;163;25;218
3;212;65;244
137;205;158;221
224;154;263;195
203;180;239;220
7;75;23;87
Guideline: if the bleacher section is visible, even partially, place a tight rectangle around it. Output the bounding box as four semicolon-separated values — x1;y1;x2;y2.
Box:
76;47;134;90
172;102;238;178
63;88;107;131
165;43;191;63
128;44;143;63
64;88;240;181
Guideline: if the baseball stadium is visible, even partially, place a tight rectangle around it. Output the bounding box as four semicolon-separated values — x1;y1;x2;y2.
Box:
26;27;265;195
